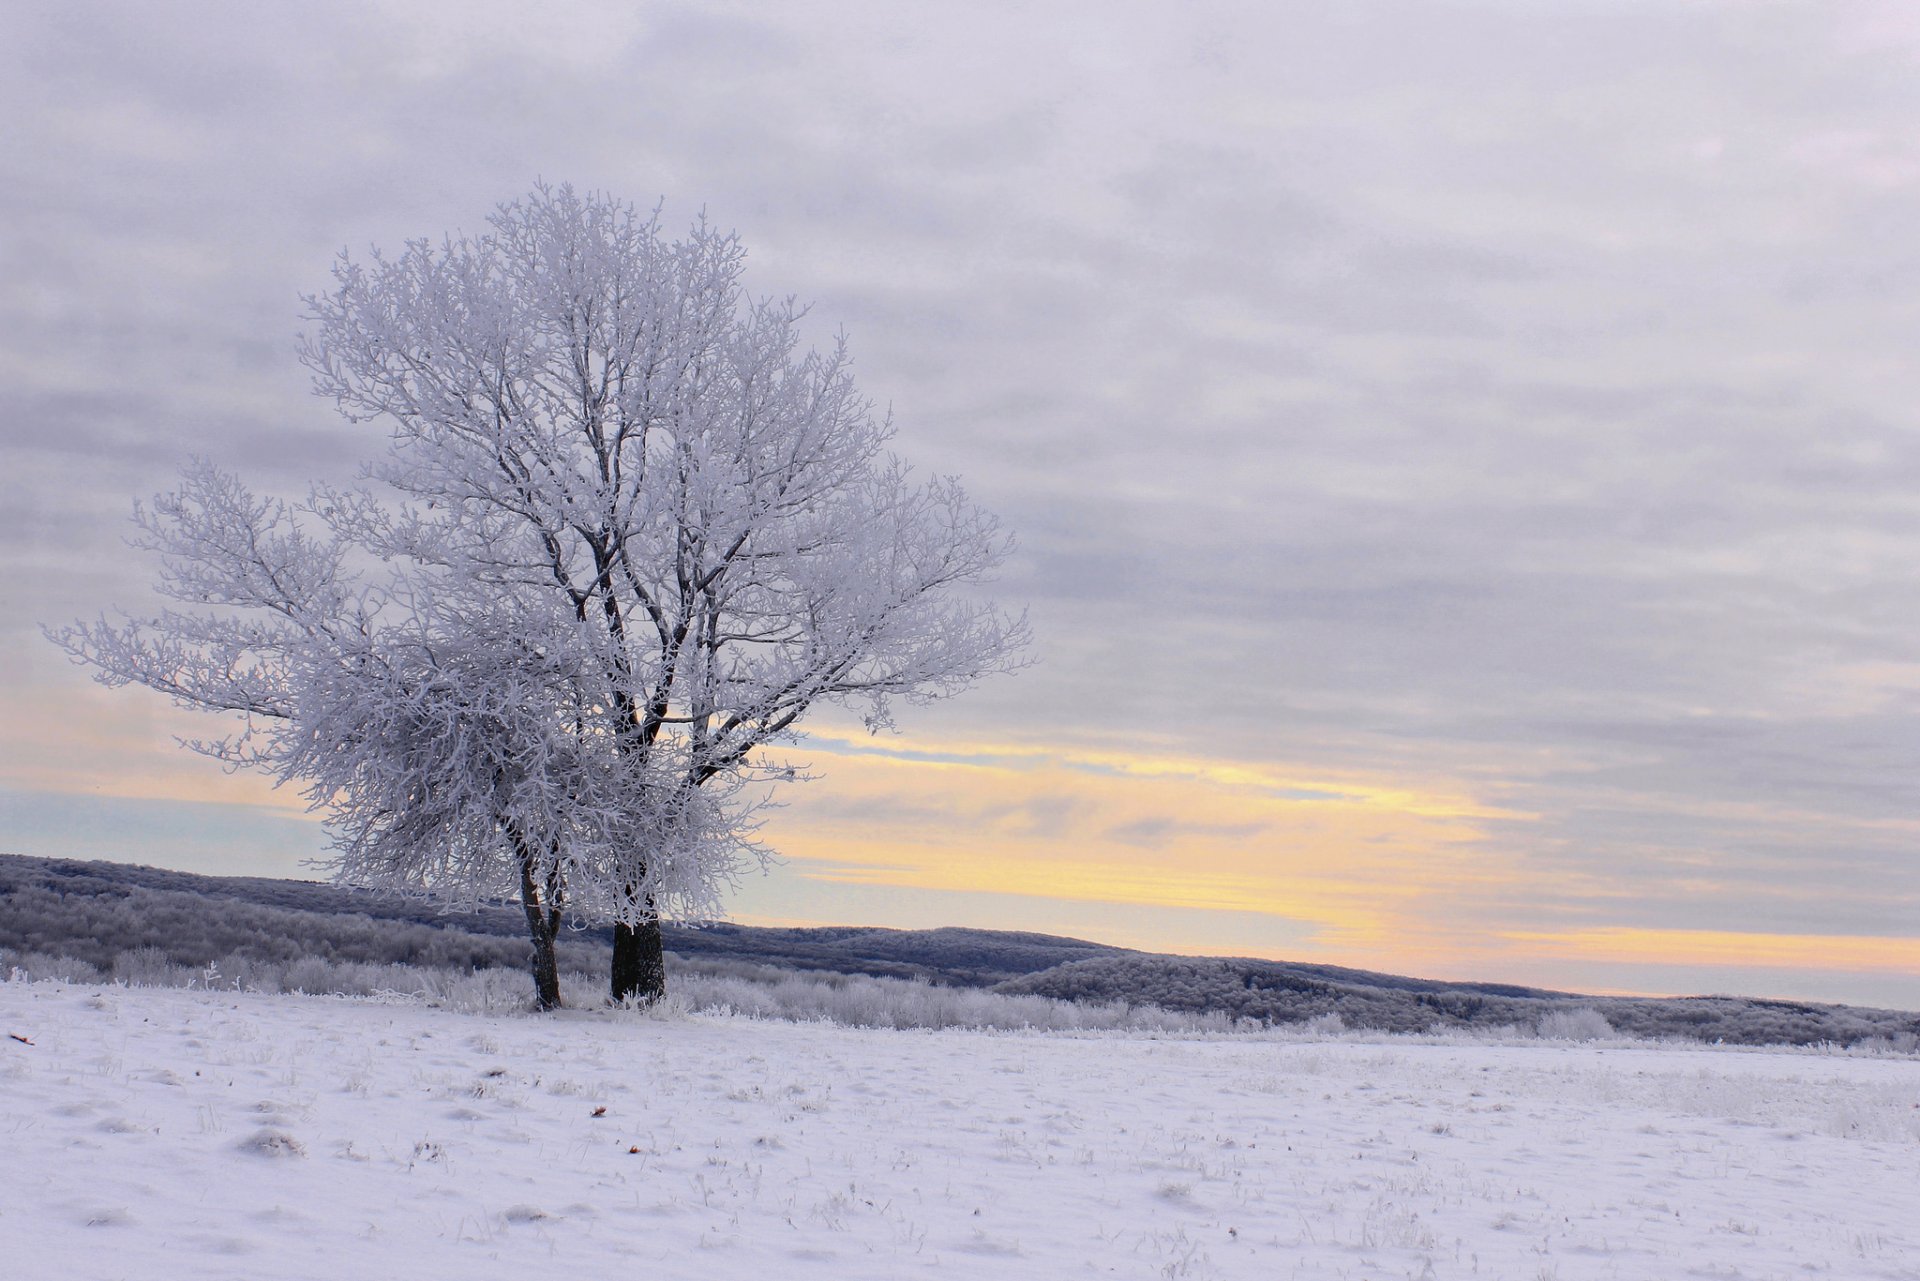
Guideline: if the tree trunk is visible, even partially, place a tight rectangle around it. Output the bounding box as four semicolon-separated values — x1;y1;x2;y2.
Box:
524;916;563;1012
611;909;666;1005
517;855;564;1012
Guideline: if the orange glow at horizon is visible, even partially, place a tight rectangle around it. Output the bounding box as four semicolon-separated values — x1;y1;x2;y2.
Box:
771;727;1535;964
0;683;315;817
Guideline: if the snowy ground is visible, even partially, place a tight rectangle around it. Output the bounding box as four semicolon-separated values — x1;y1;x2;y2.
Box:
2;981;1917;1280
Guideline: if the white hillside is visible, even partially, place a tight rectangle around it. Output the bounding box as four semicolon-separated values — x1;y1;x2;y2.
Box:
2;981;1916;1280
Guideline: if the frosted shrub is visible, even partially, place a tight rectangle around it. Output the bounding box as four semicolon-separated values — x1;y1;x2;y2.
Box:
0;950;105;984
112;946;197;988
671;964;1248;1033
283;955;342;996
431;967;605;1014
683;975;786;1020
1853;1031;1920;1056
1538;1007;1614;1041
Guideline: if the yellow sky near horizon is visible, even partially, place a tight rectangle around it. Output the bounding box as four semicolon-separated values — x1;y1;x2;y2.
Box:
767;727;1527;955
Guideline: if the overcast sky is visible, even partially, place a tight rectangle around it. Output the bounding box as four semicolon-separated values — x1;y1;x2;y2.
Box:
5;0;1920;1007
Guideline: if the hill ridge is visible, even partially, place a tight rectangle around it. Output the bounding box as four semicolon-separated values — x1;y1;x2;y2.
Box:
3;853;1915;1047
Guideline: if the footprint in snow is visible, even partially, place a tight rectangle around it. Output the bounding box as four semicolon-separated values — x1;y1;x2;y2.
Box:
96;1117;149;1135
236;1129;306;1158
501;1204;552;1223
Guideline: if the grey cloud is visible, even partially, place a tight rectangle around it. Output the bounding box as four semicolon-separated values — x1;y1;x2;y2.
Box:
798;789;1086;842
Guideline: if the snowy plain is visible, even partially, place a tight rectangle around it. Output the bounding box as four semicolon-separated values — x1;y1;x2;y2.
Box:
2;979;1917;1281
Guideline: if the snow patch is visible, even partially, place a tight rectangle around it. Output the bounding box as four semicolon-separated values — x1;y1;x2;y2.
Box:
3;981;1916;1281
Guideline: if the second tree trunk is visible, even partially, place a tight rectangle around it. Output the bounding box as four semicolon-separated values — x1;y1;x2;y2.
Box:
610;915;666;1004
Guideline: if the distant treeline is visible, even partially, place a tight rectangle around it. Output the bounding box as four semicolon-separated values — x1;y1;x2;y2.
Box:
3;854;1915;1049
996;955;1920;1047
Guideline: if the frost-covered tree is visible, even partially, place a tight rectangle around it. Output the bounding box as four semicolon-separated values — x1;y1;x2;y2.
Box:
298;185;1029;1001
48;185;1036;1014
50;185;1027;1007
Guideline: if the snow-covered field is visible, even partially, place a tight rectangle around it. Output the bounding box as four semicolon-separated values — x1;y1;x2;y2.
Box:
3;981;1917;1280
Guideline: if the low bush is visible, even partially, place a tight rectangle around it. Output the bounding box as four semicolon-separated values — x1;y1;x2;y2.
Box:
1537;1007;1615;1041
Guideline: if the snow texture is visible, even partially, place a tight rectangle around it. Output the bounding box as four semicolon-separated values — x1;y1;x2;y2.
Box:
3;980;1917;1280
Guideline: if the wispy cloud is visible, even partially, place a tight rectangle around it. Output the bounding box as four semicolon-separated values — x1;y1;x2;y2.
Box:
1098;816;1269;849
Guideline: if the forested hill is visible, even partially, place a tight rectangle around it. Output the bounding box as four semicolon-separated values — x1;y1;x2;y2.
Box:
0;854;1124;985
994;955;1920;1045
4;853;1916;1047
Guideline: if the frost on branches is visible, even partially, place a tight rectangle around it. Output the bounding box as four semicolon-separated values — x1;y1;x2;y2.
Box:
48;184;1028;1010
